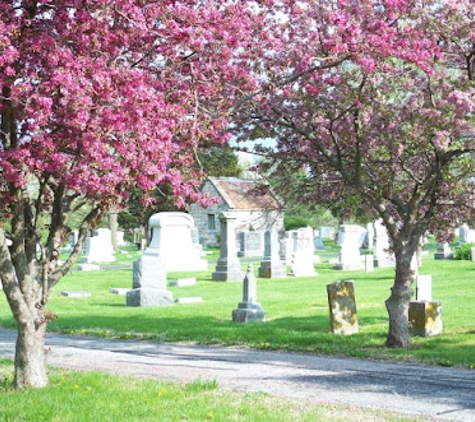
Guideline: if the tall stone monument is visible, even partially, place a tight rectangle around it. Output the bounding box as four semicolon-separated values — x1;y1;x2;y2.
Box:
212;212;244;282
259;229;287;279
232;264;266;323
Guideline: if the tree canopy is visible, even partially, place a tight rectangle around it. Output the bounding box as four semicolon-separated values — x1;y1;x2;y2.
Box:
0;0;262;389
233;0;475;347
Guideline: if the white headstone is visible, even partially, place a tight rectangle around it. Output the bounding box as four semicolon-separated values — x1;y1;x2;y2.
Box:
147;212;207;272
416;275;432;302
334;225;364;270
81;234;115;264
373;219;395;268
289;229;317;276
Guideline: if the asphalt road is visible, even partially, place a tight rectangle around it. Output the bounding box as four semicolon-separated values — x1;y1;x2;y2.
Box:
1;329;474;421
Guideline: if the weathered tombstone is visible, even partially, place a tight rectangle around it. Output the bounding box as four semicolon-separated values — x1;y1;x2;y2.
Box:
258;229;287;279
238;231;264;257
471;247;475;262
212;212;244;282
409;301;442;337
289;229;317;276
416;274;432;301
334;225;364;271
232;264;266;323
326;280;359;335
434;242;453;260
147;212;207;272
126;253;173;307
373;219;395;268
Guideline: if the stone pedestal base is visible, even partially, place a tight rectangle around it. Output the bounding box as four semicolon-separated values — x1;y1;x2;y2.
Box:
434;251;453;260
126;288;174;307
258;260;287;279
232;303;266;323
212;259;244;282
409;301;442;337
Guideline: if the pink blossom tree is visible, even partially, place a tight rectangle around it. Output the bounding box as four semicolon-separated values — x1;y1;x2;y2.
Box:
233;0;475;347
0;0;263;388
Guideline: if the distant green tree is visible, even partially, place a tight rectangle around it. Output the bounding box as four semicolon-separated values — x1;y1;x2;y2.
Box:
197;145;242;177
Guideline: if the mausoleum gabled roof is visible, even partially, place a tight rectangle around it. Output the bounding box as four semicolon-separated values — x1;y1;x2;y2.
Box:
207;177;284;210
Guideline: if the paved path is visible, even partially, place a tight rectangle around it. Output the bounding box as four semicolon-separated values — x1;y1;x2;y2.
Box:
1;329;474;421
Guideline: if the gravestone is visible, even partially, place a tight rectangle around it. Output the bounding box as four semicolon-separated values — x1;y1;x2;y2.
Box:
313;237;325;250
373;219;395;268
258;229;287;279
110;288;131;295
459;223;475;244
280;231;295;265
362;222;375;250
364;254;374;272
126;254;173;307
289;229;317;277
319;226;335;239
238;231;264;257
334;225;364;271
77;263;100;271
169;277;197;287
175;297;203;303
416;275;432;301
326;280;359;335
409;301;442;337
126;215;174;307
232;264;266;323
147;212;207;272
212;213;244;282
117;231;126;246
434;242;453;260
81;230;115;264
61;291;91;298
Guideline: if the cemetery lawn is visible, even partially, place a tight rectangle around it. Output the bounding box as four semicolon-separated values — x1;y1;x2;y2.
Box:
0;359;432;422
1;245;475;369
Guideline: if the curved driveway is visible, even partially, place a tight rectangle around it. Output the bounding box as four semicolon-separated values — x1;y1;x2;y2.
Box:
1;329;474;421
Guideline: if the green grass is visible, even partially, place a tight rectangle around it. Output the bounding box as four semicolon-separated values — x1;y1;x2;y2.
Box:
0;359;431;422
1;241;475;370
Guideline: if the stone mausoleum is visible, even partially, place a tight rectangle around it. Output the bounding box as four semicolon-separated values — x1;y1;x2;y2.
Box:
189;177;284;247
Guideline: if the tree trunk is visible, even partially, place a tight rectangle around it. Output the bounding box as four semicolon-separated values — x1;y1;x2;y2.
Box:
13;319;48;388
385;252;414;348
